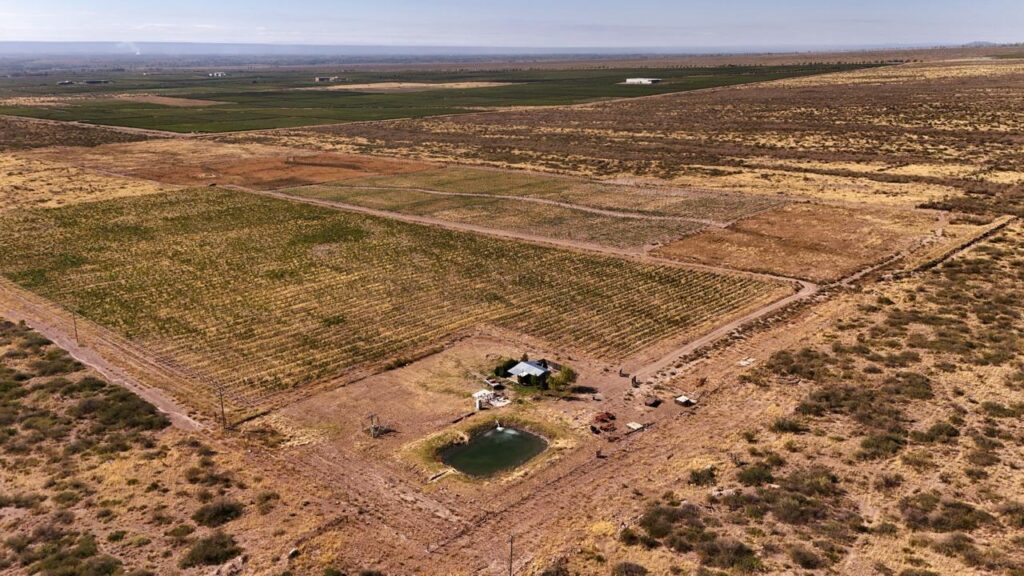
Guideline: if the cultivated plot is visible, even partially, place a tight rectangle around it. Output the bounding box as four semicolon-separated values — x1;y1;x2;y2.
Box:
0;115;151;151
287;184;705;250
0;188;789;411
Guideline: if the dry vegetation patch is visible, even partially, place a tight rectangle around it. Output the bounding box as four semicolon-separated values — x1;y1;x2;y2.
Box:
288;183;705;249
592;223;1024;575
0;154;168;214
0;319;312;575
654;203;945;282
0;115;150;151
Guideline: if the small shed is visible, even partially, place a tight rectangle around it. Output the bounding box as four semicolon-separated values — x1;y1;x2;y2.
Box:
675;394;697;407
507;360;551;385
625;78;662;85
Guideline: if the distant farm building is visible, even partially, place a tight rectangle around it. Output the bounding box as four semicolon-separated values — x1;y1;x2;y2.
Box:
625;78;662;85
314;76;341;83
208;72;228;78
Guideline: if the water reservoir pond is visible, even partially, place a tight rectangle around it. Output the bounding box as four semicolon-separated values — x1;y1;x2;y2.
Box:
440;427;548;477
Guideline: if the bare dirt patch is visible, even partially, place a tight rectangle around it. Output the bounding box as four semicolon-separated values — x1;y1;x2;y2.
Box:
654;203;954;282
26;139;433;190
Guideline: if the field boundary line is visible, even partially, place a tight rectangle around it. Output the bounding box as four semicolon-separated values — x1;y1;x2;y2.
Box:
0;277;205;430
292;183;729;227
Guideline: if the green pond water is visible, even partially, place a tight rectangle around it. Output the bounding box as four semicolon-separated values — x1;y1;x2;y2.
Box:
440;426;548;477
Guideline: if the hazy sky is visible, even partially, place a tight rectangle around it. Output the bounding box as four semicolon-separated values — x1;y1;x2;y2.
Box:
2;0;1023;48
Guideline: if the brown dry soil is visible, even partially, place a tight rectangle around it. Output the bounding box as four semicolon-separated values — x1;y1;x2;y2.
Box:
654;202;948;282
25;139;434;190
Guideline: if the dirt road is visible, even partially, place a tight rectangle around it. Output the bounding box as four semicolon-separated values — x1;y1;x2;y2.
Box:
312;183;730;227
0;278;204;431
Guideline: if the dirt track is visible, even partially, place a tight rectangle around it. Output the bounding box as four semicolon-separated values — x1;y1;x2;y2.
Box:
0;277;204;430
308;183;730;227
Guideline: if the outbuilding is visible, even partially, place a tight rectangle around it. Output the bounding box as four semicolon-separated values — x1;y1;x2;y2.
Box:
625;78;662;85
507;360;551;385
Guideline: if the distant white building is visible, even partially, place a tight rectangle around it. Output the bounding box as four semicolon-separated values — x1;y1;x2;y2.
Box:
208;72;228;78
625;78;662;85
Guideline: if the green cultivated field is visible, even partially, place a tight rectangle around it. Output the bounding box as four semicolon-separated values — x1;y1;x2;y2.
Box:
0;64;871;132
0;189;787;406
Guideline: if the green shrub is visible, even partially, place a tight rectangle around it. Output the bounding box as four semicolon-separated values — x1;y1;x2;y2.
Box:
789;544;826;569
769;417;808;434
858;432;906;460
910;421;959;444
737;464;773;487
899;493;993;532
256;490;280;514
611;562;649;576
689;467;717;486
191;498;244;527
179;531;241;568
697;538;760;571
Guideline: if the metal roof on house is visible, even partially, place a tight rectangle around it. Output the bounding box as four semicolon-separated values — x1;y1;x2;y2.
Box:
508;361;550;378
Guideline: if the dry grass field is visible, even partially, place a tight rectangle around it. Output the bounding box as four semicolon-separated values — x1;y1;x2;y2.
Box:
321;165;786;221
0;188;788;414
654;203;946;282
287;183;705;249
0;154;168;213
571;223;1024;576
230;60;1024;213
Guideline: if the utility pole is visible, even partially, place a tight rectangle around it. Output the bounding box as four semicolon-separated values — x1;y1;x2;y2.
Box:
217;386;227;430
508;533;514;576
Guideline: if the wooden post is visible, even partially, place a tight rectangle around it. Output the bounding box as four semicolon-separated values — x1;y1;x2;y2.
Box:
508;533;514;576
218;387;227;429
72;312;79;346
